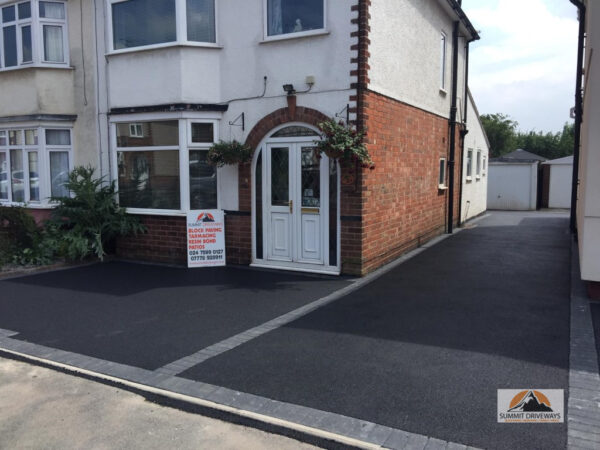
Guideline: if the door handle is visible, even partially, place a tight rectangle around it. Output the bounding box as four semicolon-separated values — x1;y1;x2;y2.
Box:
289;199;293;214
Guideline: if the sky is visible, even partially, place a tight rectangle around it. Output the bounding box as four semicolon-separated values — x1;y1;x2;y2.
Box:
461;0;579;133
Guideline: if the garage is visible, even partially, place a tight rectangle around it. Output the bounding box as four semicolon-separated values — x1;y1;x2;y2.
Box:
487;149;547;211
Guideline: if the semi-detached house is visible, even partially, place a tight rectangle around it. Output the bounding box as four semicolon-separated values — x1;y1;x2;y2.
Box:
0;0;484;276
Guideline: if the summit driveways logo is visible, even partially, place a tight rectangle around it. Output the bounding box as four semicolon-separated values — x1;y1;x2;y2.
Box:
498;389;564;423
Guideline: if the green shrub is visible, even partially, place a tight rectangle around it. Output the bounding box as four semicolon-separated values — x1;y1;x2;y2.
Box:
0;206;42;266
48;166;146;261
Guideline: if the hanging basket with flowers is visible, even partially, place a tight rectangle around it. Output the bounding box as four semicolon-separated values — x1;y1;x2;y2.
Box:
207;140;253;167
315;119;374;169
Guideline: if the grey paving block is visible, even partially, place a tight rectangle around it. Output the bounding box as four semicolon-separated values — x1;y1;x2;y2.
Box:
568;436;600;450
569;428;600;443
383;430;410;449
364;424;395;446
404;433;430;450
310;413;376;441
269;402;313;424
204;387;245;407
446;443;467;450
569;421;600;436
425;437;448;450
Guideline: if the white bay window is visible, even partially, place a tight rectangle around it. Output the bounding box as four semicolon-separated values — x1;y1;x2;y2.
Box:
112;118;218;214
109;0;216;52
0;126;72;205
0;0;67;70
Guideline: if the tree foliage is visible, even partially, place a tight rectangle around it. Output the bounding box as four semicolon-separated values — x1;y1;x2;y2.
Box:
480;113;574;160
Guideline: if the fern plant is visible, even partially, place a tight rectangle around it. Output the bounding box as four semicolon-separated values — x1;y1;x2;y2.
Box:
49;166;146;261
207;140;253;167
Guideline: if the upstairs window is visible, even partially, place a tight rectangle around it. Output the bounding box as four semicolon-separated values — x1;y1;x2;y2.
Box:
440;32;447;91
266;0;325;37
0;1;66;69
110;0;216;51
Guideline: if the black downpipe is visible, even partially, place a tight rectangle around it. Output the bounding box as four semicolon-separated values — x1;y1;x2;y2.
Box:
570;0;586;234
447;21;460;234
458;40;470;226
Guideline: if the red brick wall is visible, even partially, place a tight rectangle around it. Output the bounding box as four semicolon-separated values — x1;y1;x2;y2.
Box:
116;213;250;266
351;90;463;275
116;215;187;265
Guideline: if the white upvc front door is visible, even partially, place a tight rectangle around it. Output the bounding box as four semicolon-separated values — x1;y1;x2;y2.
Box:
264;142;327;267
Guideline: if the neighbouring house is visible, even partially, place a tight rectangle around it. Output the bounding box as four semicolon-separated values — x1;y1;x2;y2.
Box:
460;89;490;222
541;156;573;209
487;149;547;211
571;0;600;296
0;0;98;224
0;0;481;276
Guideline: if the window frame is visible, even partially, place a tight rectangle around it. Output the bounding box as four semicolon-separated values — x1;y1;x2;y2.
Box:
0;124;73;206
262;0;328;42
110;114;221;216
438;157;447;189
466;148;473;181
476;149;482;179
0;0;69;71
439;31;447;92
106;0;220;54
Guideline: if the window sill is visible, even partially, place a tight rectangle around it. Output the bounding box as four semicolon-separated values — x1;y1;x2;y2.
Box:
0;63;73;74
107;42;223;57
260;29;330;44
466;177;473;183
0;201;56;209
476;175;481;181
125;208;186;217
438;185;448;190
439;88;448;96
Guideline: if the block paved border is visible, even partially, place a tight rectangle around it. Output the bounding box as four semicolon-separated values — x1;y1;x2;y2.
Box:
0;221;488;450
568;241;600;450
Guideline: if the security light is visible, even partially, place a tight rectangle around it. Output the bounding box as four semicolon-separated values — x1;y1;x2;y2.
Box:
283;84;296;95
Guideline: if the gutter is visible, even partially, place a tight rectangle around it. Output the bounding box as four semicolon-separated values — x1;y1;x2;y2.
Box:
569;0;585;235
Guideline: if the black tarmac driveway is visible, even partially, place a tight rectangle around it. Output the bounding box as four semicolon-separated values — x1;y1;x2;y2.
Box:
0;263;349;370
180;212;571;450
0;211;571;450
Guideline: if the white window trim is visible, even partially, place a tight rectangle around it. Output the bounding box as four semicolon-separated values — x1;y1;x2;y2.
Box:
106;0;220;54
440;31;447;92
476;149;482;180
110;115;221;216
0;124;73;207
438;157;447;189
262;0;328;42
0;0;69;71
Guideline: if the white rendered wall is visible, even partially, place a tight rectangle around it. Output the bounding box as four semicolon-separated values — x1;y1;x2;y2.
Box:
105;1;355;112
487;163;538;211
578;0;600;282
461;93;489;221
368;0;468;120
100;0;357;213
548;164;573;209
